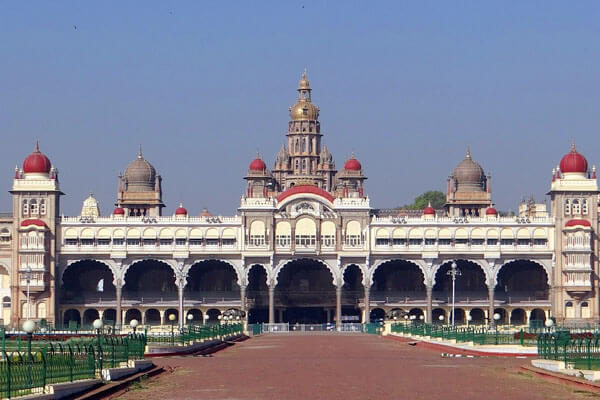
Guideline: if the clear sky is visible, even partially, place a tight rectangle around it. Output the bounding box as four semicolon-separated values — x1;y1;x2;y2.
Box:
1;1;599;216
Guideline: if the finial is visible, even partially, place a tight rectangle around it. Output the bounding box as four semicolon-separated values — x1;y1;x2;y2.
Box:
138;145;143;159
571;138;576;152
465;146;471;159
34;140;40;153
302;68;307;79
179;202;183;208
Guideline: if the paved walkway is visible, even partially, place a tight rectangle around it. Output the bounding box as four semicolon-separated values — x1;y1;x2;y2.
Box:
116;334;596;400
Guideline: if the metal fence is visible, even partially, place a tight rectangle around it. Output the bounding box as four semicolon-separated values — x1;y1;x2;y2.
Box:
255;323;382;335
391;322;538;346
538;332;600;370
145;323;243;346
0;334;145;399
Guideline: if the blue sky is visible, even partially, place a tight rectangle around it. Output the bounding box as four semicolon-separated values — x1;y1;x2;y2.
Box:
1;1;599;215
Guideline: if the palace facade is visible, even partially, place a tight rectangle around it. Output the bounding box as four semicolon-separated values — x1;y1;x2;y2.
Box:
0;72;597;329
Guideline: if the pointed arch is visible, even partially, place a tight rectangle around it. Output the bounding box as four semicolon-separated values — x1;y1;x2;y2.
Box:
273;258;339;287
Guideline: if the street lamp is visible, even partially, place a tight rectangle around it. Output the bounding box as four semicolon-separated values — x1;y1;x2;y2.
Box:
203;313;209;325
438;314;445;325
130;319;139;334
446;261;461;327
24;265;33;320
187;313;194;326
493;313;501;344
466;314;472;327
168;314;176;345
419;315;424;322
22;320;35;387
545;318;554;332
92;319;104;374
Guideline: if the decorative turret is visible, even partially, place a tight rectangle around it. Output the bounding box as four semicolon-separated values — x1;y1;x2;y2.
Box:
335;154;367;198
116;147;164;216
445;147;492;217
244;154;273;198
80;193;100;217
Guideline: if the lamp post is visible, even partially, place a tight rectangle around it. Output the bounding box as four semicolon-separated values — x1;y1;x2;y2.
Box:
168;314;176;345
438;314;445;325
493;313;501;344
419;315;424;323
92;319;103;375
544;318;554;332
24;265;33;320
446;261;461;327
187;313;194;327
203;313;209;325
130;319;139;335
22;320;35;387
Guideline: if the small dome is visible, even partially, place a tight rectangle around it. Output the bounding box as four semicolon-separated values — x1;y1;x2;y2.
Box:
453;148;485;191
344;155;362;171
559;142;588;174
175;204;188;215
113;207;125;215
249;157;267;171
199;208;212;217
124;148;156;192
423;203;435;215
23;142;52;174
289;101;319;121
486;207;498;216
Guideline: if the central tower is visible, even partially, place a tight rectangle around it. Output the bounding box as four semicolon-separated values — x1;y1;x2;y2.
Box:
272;71;336;192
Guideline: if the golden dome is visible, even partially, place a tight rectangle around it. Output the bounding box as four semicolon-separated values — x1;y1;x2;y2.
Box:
289;70;319;121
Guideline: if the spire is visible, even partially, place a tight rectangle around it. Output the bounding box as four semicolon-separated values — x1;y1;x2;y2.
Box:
465;146;471;160
571;138;576;152
138;144;143;159
34;140;40;153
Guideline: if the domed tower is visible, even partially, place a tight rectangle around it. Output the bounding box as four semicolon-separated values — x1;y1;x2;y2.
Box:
335;154;367;198
80;193;100;217
10;142;63;327
276;70;336;191
244;155;273;198
549;141;598;321
116;147;164;216
445;147;492;217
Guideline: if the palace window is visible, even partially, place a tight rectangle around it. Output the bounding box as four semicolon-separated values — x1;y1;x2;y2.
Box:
295;235;316;247
97;239;111;246
572;199;580;215
582;199;589;215
455;239;468;245
113;238;124;246
471;239;484;246
517;239;530;246
175;238;187;246
500;239;513;246
126;239;140;246
22;199;29;216
189;239;203;246
424;238;436;246
321;235;335;247
564;199;571;215
206;238;219;246
486;239;498;246
142;239;156;246
29;199;38;215
392;238;406;246
438;239;451;246
276;235;291;246
408;239;422;246
249;235;265;246
159;239;172;246
80;239;94;246
222;238;236;246
533;239;547;246
39;199;46;215
65;238;78;246
376;238;390;246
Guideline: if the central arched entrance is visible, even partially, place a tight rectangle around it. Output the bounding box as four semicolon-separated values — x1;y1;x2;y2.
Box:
276;259;335;324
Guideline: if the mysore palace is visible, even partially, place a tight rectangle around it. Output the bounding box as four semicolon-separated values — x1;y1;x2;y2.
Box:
0;72;597;330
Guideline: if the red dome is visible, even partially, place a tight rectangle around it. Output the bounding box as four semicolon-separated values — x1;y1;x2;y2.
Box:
113;207;125;215
199;208;212;217
423;204;435;215
560;143;588;174
249;157;266;171
486;207;498;215
20;219;47;228
565;219;591;227
23;142;51;174
344;156;362;171
175;204;188;215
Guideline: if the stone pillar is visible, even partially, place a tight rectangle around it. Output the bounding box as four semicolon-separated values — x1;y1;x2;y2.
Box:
488;285;495;326
426;285;433;324
115;282;123;328
268;285;275;324
240;285;247;314
336;286;342;329
363;285;371;323
178;285;184;330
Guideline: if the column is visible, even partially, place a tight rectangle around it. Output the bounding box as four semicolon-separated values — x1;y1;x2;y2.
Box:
336;286;342;329
268;285;275;324
178;284;184;330
115;281;123;328
426;285;433;324
488;285;495;325
240;285;247;314
363;285;371;323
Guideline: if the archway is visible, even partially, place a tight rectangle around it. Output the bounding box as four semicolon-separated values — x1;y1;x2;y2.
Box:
510;308;526;325
494;308;507;325
449;308;466;324
370;308;385;321
186;308;203;324
432;308;446;323
123;260;177;302
372;260;426;304
145;309;161;325
61;260;116;304
469;308;485;324
186;260;241;301
82;309;99;326
124;309;142;325
63;309;80;327
408;308;424;320
276;259;335;324
247;264;268;324
530;308;546;323
496;260;549;303
433;260;487;302
103;309;116;324
342;265;363;323
164;308;178;324
206;308;221;323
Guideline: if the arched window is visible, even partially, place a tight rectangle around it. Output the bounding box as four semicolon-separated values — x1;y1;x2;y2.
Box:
565;301;575;318
30;199;38;215
302;138;306;153
582;199;589;215
581;301;590;318
564;199;571;216
37;302;47;319
302;159;306;171
572;199;580;215
22;199;29;216
39;199;46;215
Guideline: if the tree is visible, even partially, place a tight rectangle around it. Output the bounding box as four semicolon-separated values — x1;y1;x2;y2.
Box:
399;190;446;210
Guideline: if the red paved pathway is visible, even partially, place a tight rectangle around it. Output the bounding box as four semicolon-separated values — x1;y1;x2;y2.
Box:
116;334;595;400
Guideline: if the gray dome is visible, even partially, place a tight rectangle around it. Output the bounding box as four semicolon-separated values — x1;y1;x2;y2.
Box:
124;150;156;192
453;148;485;192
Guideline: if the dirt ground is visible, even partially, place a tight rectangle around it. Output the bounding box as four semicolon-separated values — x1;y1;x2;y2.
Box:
115;334;600;400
